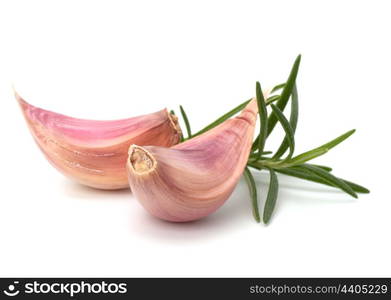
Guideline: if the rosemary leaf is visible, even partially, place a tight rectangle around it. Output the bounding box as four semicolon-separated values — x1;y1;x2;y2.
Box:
251;136;259;152
179;105;192;138
285;129;356;167
306;164;332;172
263;168;279;224
192;99;251;137
267;54;301;137
170;109;176;115
247;149;327;169
341;180;370;194
298;165;358;198
247;163;262;170
270;83;286;94
243;167;260;223
265;95;280;104
250;151;272;158
270;104;295;161
317;129;356;151
276;166;369;193
256;82;268;159
282;148;328;166
275;167;331;185
251;91;285;151
273;83;299;159
295;165;369;193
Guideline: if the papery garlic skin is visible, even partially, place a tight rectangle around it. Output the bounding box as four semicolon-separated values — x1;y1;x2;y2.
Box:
16;92;182;190
127;99;258;222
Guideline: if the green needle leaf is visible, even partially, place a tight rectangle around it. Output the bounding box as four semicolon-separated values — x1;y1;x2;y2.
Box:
316;129;356;152
192;99;251;137
265;95;280;104
247;163;262;171
267;54;301;137
179;105;192;139
306;164;332;172
256;82;268;159
275;167;369;193
275;167;332;186
283;148;328;166
270;83;286;94
273;83;299;159
341;180;370;194
296;165;369;193
285;129;356;167
251;137;259;152
270;104;295;160
263;168;279;224
252;68;298;152
299;165;358;198
249;151;273;161
170;109;176;115
303;166;368;193
243;167;260;223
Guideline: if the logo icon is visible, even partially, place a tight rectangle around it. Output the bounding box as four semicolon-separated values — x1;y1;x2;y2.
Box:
3;281;20;297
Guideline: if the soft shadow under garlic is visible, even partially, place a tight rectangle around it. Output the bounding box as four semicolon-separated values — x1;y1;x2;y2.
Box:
127;179;261;242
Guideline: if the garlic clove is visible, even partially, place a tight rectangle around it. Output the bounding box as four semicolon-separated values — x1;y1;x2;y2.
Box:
16;92;182;190
126;99;258;222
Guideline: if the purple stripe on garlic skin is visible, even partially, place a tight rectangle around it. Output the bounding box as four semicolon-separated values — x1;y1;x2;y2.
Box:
126;99;258;222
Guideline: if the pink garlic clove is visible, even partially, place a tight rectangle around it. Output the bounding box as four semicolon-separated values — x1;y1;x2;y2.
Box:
127;99;258;221
16;92;182;190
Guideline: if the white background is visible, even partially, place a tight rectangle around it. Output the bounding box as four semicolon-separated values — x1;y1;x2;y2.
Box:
0;0;390;277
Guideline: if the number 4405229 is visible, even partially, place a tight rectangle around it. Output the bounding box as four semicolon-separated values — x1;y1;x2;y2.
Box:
341;284;388;294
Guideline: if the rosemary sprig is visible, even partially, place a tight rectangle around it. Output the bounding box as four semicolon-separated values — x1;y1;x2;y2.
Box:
263;168;279;224
275;166;369;194
191;99;251;138
272;83;298;159
269;104;295;162
243;167;260;223
265;94;280;104
179;105;192;139
176;54;369;224
266;54;301;137
255;82;268;159
270;83;285;94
